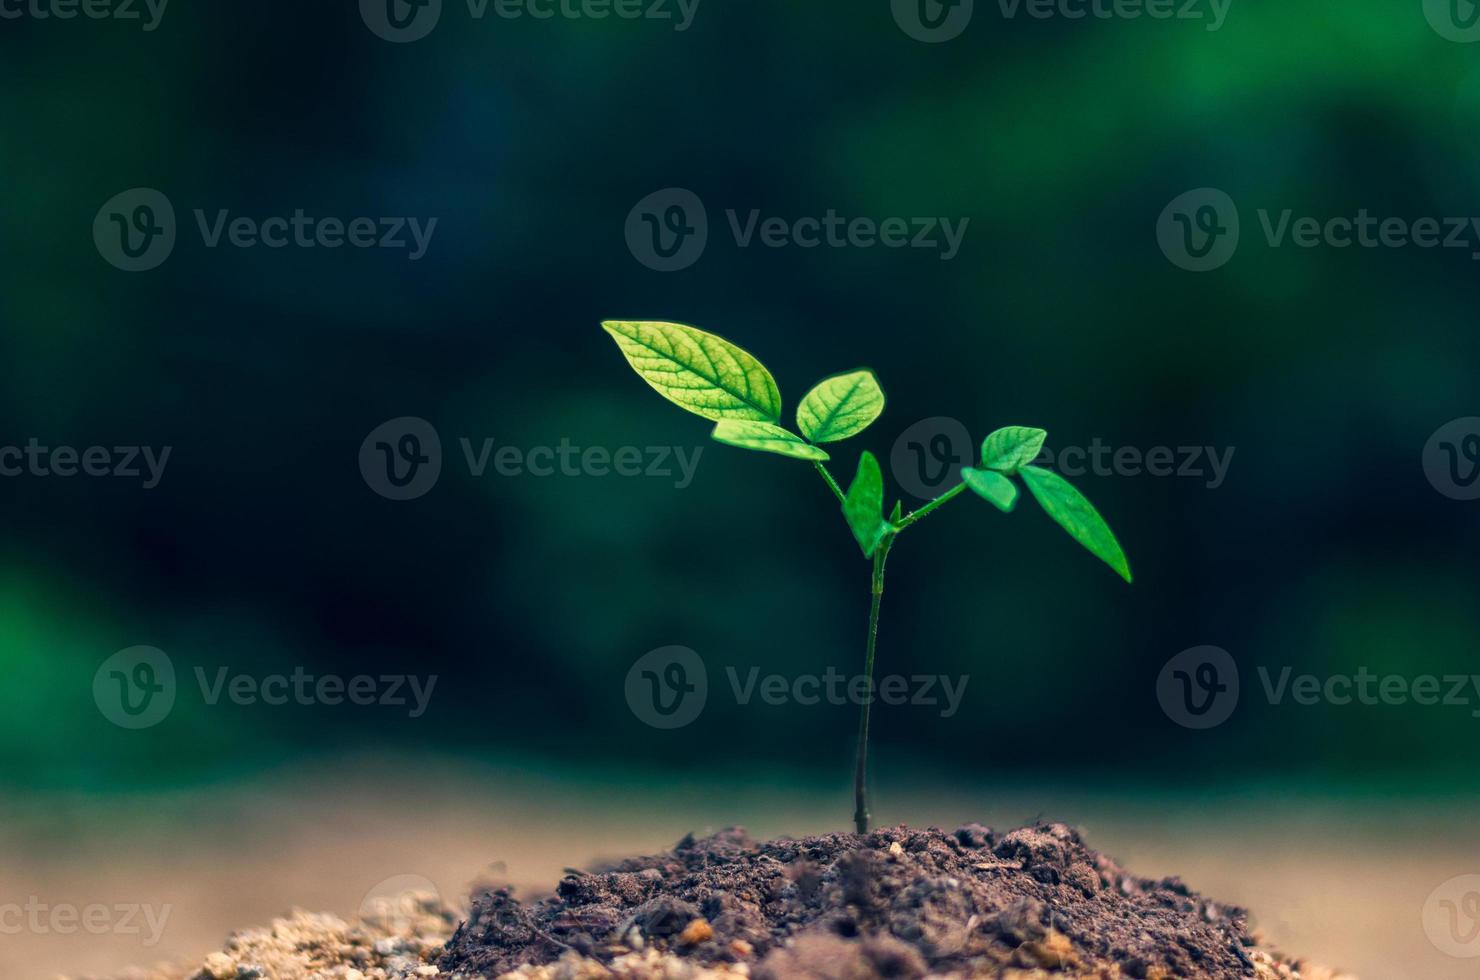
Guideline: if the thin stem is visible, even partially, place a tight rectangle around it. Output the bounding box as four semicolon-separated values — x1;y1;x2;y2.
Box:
893;480;969;532
853;535;892;834
813;461;845;504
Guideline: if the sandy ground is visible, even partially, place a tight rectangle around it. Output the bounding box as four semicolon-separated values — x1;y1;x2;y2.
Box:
1;755;1474;980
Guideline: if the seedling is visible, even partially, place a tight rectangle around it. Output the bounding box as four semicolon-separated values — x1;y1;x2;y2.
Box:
603;320;1132;833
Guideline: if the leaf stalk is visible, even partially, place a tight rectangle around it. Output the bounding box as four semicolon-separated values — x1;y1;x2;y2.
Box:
853;534;892;834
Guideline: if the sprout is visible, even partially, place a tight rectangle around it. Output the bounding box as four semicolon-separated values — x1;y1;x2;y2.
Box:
603;320;1131;832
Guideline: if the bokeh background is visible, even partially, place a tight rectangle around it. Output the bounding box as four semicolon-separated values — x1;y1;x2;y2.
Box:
3;0;1480;977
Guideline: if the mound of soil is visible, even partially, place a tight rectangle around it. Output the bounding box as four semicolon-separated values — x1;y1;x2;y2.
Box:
439;824;1336;980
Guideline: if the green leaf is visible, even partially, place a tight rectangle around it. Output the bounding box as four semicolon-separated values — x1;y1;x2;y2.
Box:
711;420;829;461
796;370;885;443
961;467;1019;512
889;500;903;524
843;452;890;558
1019;465;1132;583
982;426;1047;474
601;320;782;422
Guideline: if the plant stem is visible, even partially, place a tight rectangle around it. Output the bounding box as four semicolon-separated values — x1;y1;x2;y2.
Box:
893;480;968;531
853;534;892;834
813;461;845;503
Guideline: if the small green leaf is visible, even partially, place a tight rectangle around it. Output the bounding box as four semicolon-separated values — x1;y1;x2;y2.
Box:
961;467;1018;512
797;370;885;443
843;451;890;558
889;500;903;524
602;320;782;422
1019;465;1132;583
982;426;1047;474
711;420;829;461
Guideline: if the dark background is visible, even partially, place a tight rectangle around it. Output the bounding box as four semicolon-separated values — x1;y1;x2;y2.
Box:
2;0;1479;798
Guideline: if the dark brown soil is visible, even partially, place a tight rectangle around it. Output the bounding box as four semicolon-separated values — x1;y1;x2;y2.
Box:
438;824;1270;979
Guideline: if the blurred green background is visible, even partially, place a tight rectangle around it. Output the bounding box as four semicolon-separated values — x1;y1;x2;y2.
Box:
2;0;1479;801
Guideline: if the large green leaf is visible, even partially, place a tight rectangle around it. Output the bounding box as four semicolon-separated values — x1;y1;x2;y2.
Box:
602;321;782;422
712;420;829;461
961;467;1018;512
796;370;885;443
1019;465;1132;583
982;426;1047;474
843;451;890;558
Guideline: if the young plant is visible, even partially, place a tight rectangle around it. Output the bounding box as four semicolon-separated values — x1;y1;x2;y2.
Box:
602;320;1132;833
